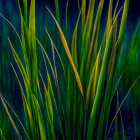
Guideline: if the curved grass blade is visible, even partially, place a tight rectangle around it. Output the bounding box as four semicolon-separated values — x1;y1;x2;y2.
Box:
8;39;30;98
39;40;65;139
44;27;66;81
46;6;83;95
36;38;56;80
11;63;35;140
39;72;56;140
0;13;22;45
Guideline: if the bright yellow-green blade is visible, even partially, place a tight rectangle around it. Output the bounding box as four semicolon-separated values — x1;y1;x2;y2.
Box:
39;72;56;140
54;0;61;25
0;94;22;140
30;94;47;140
8;39;30;97
29;0;35;44
46;6;83;95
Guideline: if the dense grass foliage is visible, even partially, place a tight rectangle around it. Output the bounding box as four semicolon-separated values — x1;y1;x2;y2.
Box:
0;0;140;139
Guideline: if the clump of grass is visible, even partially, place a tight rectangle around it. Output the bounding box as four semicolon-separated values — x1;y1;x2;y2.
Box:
0;0;140;139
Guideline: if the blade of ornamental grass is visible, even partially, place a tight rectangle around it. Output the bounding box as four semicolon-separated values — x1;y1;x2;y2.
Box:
30;94;47;140
102;0;129;130
36;38;56;80
47;71;65;140
39;41;65;139
71;11;81;69
95;7;123;140
29;0;38;98
113;0;120;20
87;12;120;139
116;0;129;63
18;0;38;99
18;0;27;24
46;27;67;139
8;39;30;100
44;27;66;135
9;38;42;139
39;72;56;140
45;27;66;81
66;12;81;140
0;94;22;140
54;0;61;25
106;0;113;41
9;41;39;139
46;6;83;96
11;63;34;140
86;0;104;82
82;0;86;32
86;47;101;117
0;13;42;106
97;70;124;140
80;0;95;86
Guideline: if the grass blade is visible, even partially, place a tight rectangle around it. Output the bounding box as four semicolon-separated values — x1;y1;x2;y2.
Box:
46;6;83;95
54;0;61;25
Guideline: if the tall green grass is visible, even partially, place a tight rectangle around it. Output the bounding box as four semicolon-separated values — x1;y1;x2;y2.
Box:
0;0;140;139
